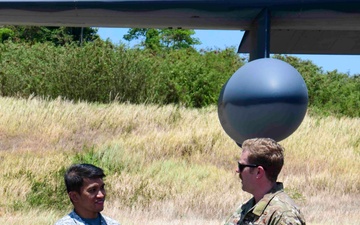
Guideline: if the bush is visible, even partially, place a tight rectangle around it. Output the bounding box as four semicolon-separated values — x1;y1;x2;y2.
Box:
0;42;358;117
0;41;243;107
274;55;359;117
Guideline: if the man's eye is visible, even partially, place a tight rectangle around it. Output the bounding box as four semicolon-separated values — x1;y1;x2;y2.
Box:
88;188;97;193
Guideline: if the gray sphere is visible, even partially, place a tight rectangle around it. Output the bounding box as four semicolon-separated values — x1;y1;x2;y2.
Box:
218;58;308;145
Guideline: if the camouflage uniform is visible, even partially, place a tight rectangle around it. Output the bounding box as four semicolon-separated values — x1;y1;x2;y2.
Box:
55;210;120;225
224;183;305;225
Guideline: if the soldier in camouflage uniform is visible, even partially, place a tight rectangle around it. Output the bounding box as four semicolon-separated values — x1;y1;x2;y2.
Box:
223;138;306;225
55;163;120;225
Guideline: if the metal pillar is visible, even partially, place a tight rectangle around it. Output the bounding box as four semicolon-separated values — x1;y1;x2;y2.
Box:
248;8;271;61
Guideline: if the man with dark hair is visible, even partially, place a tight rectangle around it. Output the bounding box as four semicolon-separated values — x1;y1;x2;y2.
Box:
223;138;306;225
55;163;120;225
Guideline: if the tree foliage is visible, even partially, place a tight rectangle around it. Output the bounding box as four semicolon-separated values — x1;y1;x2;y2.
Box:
0;26;99;45
0;41;242;108
0;40;357;117
0;28;14;43
274;54;359;117
123;28;201;50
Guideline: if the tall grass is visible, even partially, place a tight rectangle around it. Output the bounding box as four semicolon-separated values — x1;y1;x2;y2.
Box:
0;96;359;224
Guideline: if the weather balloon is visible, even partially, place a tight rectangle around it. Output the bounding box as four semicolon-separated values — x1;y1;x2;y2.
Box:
218;58;308;146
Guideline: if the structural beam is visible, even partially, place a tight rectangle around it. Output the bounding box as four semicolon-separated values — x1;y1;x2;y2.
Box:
239;8;271;61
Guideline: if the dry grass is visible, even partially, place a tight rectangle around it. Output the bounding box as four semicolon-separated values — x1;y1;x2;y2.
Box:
0;96;359;224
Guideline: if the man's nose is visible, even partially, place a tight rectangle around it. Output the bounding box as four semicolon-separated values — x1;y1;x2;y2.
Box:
97;190;105;198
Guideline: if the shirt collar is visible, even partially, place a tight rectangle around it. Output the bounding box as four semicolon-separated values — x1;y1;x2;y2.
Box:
252;182;284;216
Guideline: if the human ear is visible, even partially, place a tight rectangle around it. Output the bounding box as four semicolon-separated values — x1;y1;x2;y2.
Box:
68;191;80;202
256;166;266;178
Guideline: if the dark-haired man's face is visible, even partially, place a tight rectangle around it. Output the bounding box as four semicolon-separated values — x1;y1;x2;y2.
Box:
69;178;106;219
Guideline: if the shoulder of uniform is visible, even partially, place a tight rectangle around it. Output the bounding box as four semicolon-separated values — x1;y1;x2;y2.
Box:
266;195;306;225
271;209;306;225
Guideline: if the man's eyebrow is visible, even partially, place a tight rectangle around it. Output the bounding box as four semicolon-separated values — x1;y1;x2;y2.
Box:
86;184;98;189
86;182;102;189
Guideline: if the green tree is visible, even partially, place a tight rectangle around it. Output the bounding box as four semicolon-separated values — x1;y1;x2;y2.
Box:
274;54;360;117
0;28;14;42
123;28;201;51
0;26;99;45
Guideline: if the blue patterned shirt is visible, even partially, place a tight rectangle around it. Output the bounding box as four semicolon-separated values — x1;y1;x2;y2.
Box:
55;210;120;225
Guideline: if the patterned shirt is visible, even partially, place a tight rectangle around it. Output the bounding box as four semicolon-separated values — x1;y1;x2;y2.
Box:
55;210;120;225
223;183;306;225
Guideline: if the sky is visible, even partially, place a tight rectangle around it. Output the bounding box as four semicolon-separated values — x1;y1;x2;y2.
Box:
97;28;360;76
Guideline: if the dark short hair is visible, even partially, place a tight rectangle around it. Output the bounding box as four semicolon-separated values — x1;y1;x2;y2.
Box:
64;163;106;193
242;138;284;182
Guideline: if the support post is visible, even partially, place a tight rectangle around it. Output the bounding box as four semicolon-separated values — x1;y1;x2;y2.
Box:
249;8;271;61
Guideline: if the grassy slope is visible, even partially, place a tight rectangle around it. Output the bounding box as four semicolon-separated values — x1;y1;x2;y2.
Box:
0;96;359;225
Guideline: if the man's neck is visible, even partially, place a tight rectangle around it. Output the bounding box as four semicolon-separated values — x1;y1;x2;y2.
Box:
253;181;276;203
74;208;99;219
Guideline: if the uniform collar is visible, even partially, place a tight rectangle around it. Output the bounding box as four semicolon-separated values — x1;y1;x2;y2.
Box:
252;182;284;216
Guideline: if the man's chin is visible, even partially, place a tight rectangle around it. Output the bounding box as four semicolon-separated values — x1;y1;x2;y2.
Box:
241;183;247;192
95;202;105;211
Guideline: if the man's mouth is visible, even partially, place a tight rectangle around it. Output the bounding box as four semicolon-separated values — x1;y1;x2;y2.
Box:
95;199;105;204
